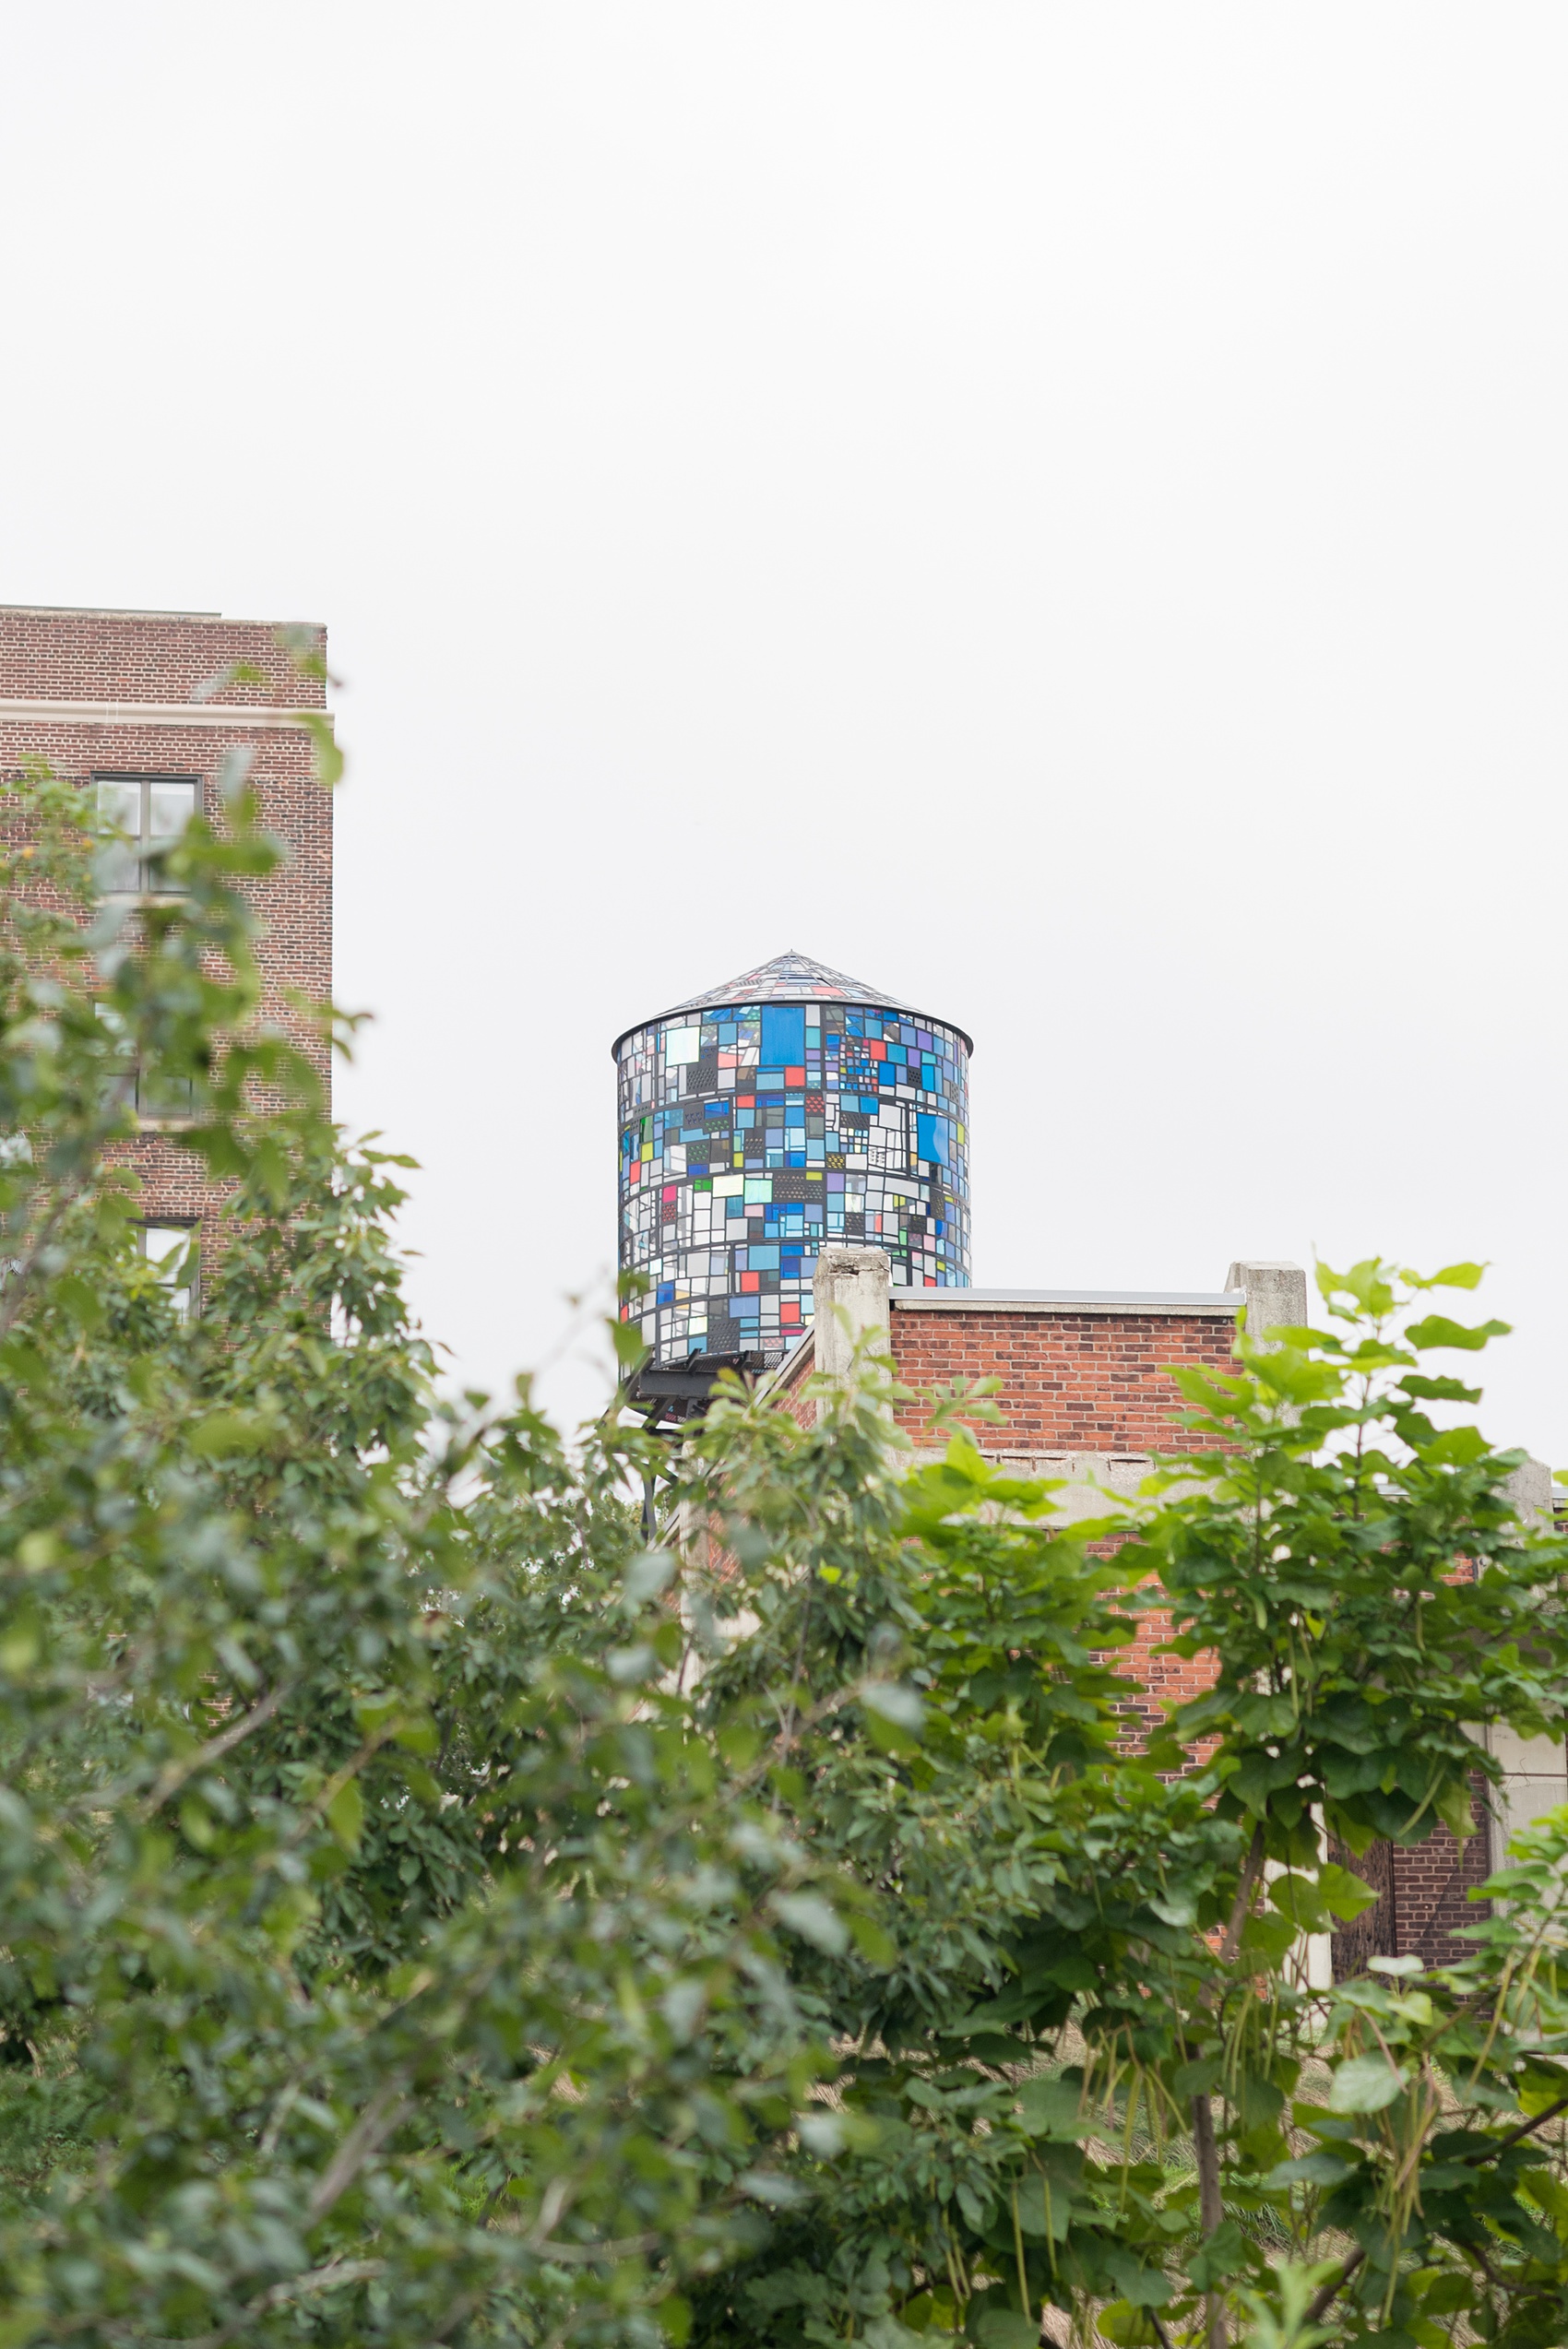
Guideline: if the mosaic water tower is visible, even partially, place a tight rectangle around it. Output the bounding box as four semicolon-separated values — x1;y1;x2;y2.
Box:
612;950;972;1372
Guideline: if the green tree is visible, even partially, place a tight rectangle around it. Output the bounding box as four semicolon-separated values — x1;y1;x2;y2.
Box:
0;759;860;2344
674;1274;1568;2349
4;735;1568;2349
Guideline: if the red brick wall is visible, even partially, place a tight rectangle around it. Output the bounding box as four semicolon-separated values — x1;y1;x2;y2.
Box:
1331;1802;1493;1975
0;609;332;1252
0;608;326;709
1387;1817;1493;1967
879;1299;1486;1963
887;1304;1238;1453
882;1301;1234;1741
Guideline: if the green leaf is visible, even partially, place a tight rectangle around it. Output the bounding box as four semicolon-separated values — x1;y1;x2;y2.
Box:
1186;2221;1245;2293
1266;1871;1331;1931
1404;1314;1510;1353
861;1680;925;1731
1422;1426;1491;1465
216;745;256;802
1329;2053;1408;2113
1093;2307;1156;2348
863;2319;926;2349
1238;1909;1300;1969
1263;2149;1354;2188
847;1912;897;1967
1016;2076;1084;2140
973;2311;1040;2348
770;1892;849;1954
1105;2245;1177;2305
1426;1262;1486;1290
736;2170;810;2206
185;1409;269;1457
659;2294;693;2344
1435;1777;1477;1842
392;1715;439;1756
1419;2275;1475;2316
55;1274;105;1333
294;708;344;789
718;1720;762;1769
1317;1863;1381;1922
325;1777;364;1854
624;1548;676;1603
352;1691;400;1734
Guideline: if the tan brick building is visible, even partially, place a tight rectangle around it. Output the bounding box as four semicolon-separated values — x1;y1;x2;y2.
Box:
0;604;331;1293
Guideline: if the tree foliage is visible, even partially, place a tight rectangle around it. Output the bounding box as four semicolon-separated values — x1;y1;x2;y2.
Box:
677;1268;1568;2349
2;751;1568;2349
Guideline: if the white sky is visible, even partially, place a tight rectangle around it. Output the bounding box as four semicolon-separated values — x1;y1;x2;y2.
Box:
3;6;1565;1453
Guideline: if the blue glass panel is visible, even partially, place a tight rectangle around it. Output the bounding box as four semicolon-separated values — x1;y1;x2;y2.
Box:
917;1112;949;1165
761;1005;805;1065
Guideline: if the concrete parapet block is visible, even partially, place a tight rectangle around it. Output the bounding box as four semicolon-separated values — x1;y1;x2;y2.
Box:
1226;1260;1309;1347
812;1248;892;1416
1504;1457;1554;1530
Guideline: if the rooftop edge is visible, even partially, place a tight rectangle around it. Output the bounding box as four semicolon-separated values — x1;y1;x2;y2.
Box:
0;605;325;628
890;1287;1244;1315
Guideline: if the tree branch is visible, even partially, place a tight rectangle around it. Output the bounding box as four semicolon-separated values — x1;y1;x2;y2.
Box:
1304;2245;1364;2327
262;1722;398;1866
306;2079;410;2225
1190;2090;1226;2349
1477;2092;1568;2162
135;2258;386;2349
134;1681;290;1820
1183;1822;1266;2349
1218;1823;1266;1968
1299;2064;1568;2330
527;2230;665;2263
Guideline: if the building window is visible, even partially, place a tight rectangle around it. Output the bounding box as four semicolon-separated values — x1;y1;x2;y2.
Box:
94;1004;196;1124
96;776;199;897
134;1067;197;1122
140;1223;196;1320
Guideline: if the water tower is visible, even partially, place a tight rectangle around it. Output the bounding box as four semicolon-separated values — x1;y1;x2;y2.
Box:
612;950;971;1386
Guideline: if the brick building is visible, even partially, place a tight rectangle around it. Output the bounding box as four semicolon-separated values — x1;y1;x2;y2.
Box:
0;604;331;1295
783;1248;1553;1974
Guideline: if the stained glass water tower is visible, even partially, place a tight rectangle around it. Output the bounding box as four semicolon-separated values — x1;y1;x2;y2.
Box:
613;950;972;1380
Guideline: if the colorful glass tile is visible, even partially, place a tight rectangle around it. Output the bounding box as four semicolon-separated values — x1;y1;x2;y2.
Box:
612;949;972;1367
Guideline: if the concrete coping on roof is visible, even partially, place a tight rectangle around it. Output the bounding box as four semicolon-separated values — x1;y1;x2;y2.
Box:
0;605;325;626
889;1287;1244;1316
0;697;327;730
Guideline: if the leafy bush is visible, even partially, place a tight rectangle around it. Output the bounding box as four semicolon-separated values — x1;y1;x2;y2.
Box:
2;741;1568;2348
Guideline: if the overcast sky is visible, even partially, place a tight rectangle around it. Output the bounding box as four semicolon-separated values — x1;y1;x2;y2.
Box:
3;5;1565;1450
